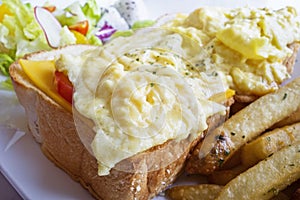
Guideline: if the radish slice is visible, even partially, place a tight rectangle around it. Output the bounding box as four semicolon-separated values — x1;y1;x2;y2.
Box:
34;6;62;48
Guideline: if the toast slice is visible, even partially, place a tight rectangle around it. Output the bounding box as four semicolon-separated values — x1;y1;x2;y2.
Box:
10;45;228;199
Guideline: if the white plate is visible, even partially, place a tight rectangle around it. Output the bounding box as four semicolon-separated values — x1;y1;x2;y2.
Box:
0;0;300;199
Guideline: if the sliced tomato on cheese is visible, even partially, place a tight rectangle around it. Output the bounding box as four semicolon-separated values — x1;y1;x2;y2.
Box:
54;71;73;104
68;20;89;36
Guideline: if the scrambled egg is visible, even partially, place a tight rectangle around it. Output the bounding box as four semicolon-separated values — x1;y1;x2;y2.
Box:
165;6;300;96
57;28;228;175
56;6;300;175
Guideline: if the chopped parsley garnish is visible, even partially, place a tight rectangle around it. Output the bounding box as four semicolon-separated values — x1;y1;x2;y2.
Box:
218;158;224;166
282;93;287;100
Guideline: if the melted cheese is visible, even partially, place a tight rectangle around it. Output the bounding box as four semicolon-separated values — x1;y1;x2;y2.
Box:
19;59;72;112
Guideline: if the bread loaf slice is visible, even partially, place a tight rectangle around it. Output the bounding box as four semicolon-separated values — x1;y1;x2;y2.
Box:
10;45;223;199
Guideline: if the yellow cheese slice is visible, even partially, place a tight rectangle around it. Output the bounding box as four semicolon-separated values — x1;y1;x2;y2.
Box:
19;59;72;112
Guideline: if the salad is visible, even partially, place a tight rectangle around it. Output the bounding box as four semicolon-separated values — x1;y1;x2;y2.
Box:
0;0;153;90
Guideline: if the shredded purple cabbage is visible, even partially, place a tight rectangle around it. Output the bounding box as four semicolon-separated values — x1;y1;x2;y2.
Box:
95;21;116;42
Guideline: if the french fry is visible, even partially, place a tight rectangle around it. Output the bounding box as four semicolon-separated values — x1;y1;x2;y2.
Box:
220;148;241;169
207;165;247;185
215;142;300;200
272;107;300;128
194;77;300;174
165;184;222;200
241;122;300;167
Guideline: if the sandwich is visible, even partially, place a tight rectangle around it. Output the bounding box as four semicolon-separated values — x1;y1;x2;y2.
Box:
9;30;232;199
9;6;300;200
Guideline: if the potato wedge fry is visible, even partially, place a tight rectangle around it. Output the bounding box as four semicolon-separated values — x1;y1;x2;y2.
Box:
165;184;222;200
215;142;300;200
207;165;247;185
272;107;300;128
241;122;300;167
220;147;241;169
194;77;300;174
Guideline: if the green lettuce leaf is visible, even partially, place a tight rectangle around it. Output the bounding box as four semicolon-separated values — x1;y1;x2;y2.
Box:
55;1;86;26
0;0;50;58
55;0;101;27
112;20;155;39
59;26;77;46
132;20;155;30
87;34;103;45
0;78;13;91
0;53;14;76
81;0;101;27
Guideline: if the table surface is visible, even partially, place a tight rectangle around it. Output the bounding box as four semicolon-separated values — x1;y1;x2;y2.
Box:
0;172;22;200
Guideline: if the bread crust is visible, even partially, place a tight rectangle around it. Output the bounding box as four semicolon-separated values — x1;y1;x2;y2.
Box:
9;45;202;200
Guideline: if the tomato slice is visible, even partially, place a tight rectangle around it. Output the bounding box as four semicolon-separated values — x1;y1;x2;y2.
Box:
68;20;89;36
42;6;56;13
54;71;73;104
